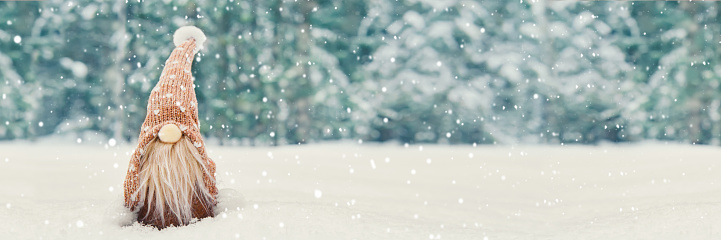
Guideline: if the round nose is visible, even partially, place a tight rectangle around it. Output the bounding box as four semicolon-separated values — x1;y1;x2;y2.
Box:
158;123;182;143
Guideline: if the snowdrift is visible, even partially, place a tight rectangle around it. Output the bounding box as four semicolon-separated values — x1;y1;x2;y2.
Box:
1;141;720;239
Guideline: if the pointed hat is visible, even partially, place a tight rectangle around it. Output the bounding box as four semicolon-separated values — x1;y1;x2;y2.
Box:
123;26;217;209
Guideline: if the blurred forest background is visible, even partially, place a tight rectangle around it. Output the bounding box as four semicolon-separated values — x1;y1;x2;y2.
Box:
0;0;720;145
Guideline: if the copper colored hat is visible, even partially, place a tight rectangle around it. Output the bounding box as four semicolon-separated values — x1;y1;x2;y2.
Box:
123;26;217;209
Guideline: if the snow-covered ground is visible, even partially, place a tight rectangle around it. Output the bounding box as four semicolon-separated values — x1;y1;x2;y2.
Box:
1;140;721;239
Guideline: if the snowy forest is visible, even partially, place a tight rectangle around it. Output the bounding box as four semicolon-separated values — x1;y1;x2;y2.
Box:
1;0;719;146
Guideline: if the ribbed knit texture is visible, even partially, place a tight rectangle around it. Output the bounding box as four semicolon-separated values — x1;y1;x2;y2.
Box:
123;39;217;209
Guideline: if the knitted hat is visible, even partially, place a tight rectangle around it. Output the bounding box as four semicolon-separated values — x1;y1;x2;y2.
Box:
124;26;217;209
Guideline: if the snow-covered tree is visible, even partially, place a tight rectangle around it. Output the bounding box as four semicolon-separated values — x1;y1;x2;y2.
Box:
522;1;640;143
3;0;721;145
628;1;721;144
358;0;497;144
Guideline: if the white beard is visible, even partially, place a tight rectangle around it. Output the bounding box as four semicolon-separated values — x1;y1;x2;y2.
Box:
134;136;215;228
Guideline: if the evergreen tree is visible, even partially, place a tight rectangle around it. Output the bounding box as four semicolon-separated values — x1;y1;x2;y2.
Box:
523;1;639;143
3;0;721;145
360;0;497;144
629;1;721;144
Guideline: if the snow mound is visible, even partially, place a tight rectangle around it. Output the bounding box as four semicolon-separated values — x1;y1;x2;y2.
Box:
1;141;721;239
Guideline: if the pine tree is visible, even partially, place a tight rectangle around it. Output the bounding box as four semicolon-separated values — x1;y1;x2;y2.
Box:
360;0;500;144
524;1;639;143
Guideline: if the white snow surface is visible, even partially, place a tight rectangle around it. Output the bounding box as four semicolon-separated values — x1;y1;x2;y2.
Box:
1;141;721;239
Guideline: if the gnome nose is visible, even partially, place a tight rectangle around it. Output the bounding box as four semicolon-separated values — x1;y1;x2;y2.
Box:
158;123;183;143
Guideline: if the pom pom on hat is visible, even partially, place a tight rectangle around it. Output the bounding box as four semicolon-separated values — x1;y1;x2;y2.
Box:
173;26;206;52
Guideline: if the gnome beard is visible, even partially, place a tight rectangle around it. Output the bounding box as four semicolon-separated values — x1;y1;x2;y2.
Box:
123;26;218;229
135;135;215;228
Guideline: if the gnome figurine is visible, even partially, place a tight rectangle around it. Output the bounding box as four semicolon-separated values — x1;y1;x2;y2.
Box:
123;26;217;229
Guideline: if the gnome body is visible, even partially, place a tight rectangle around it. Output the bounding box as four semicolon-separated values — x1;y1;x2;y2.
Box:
123;26;217;229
